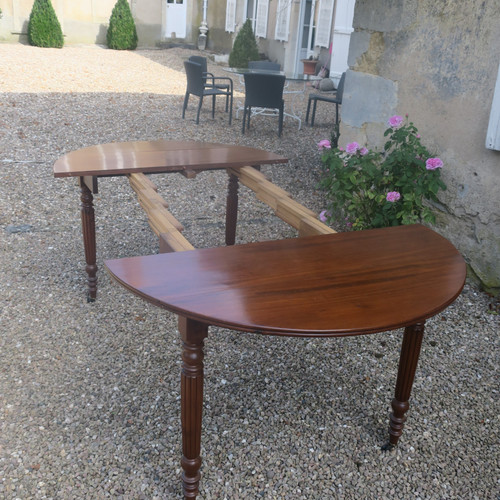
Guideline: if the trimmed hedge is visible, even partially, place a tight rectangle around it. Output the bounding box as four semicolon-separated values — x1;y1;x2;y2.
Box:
228;19;259;68
107;0;138;50
27;0;64;48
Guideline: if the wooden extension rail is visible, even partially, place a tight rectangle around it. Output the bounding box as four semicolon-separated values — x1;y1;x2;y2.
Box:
127;173;194;253
128;167;334;254
227;166;336;237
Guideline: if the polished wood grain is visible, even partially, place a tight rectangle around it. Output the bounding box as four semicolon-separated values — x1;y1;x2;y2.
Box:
106;225;466;336
105;224;466;499
53;140;287;177
79;178;97;300
54;140;288;299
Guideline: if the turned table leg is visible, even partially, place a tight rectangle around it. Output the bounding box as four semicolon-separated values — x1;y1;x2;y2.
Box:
179;317;208;499
225;172;239;246
384;322;425;450
79;177;97;302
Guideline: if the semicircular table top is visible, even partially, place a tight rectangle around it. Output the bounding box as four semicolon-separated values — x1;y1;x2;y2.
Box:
105;224;466;337
53;140;287;178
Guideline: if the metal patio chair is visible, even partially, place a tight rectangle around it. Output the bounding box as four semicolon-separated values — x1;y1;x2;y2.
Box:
188;55;231;111
306;72;345;127
182;60;233;125
242;72;286;137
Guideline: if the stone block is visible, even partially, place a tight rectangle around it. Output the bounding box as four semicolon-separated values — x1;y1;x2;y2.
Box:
341;70;398;128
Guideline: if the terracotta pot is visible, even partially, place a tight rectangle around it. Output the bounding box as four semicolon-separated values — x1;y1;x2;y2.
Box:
301;59;317;75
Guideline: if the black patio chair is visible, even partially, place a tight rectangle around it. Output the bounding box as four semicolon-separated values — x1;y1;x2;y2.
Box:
189;55;231;111
306;72;345;127
242;72;286;137
248;61;281;72
182;60;233;125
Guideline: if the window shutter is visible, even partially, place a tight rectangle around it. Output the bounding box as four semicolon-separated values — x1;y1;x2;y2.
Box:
275;0;291;41
225;0;236;33
486;63;500;150
255;0;269;38
315;0;334;47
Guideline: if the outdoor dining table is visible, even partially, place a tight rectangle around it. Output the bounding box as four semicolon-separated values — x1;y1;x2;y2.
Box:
105;224;466;499
224;67;320;129
53;140;288;301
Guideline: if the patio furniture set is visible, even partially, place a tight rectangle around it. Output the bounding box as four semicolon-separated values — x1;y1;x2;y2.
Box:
182;56;344;135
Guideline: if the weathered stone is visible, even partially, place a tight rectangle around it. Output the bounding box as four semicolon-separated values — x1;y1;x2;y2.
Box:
341;70;398;128
340;0;500;291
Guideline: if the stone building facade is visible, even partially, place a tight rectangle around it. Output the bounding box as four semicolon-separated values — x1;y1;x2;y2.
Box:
0;0;201;47
341;0;500;291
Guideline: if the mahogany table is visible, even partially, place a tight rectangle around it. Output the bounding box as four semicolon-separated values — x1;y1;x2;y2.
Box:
53;140;287;301
105;224;466;499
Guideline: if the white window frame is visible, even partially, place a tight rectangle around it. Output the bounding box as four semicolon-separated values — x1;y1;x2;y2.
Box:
315;0;334;47
275;0;291;42
225;0;237;33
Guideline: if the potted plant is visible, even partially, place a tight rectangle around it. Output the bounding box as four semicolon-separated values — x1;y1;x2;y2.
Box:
317;115;447;230
301;56;318;75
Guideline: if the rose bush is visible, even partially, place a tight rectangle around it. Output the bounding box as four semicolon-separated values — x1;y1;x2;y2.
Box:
318;115;447;230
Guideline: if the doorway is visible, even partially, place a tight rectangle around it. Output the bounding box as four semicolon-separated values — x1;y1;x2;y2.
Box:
164;0;187;38
295;0;316;75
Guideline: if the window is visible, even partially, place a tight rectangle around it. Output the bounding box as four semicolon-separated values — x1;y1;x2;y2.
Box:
243;0;268;38
275;0;291;41
226;0;236;32
315;0;334;47
246;0;256;26
486;63;500;150
255;0;269;38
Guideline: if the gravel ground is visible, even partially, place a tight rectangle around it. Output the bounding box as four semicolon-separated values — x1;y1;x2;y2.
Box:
0;44;498;500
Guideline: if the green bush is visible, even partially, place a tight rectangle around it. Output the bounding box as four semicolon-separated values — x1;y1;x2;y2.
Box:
27;0;64;48
318;115;447;230
107;0;138;50
228;19;259;68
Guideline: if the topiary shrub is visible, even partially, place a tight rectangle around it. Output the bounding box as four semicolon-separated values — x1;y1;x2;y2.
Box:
228;19;259;68
107;0;138;50
27;0;64;48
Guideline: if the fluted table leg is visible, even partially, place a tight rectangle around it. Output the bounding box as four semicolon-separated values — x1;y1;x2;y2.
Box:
225;172;239;246
79;177;97;302
179;316;208;499
384;322;425;450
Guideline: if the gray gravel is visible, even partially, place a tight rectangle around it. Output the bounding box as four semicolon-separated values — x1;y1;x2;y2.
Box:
0;45;499;500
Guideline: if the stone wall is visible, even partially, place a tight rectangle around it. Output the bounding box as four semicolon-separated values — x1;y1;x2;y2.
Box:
340;0;500;292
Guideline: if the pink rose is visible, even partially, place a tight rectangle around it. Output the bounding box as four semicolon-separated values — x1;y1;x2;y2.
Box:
387;115;404;128
317;139;331;150
360;147;369;156
386;191;401;202
319;210;331;222
425;157;443;170
345;142;359;154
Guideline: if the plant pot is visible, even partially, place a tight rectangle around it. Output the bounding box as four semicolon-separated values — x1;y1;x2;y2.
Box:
301;59;317;75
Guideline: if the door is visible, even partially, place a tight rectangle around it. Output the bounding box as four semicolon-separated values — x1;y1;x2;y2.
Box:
164;0;187;38
295;0;316;75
